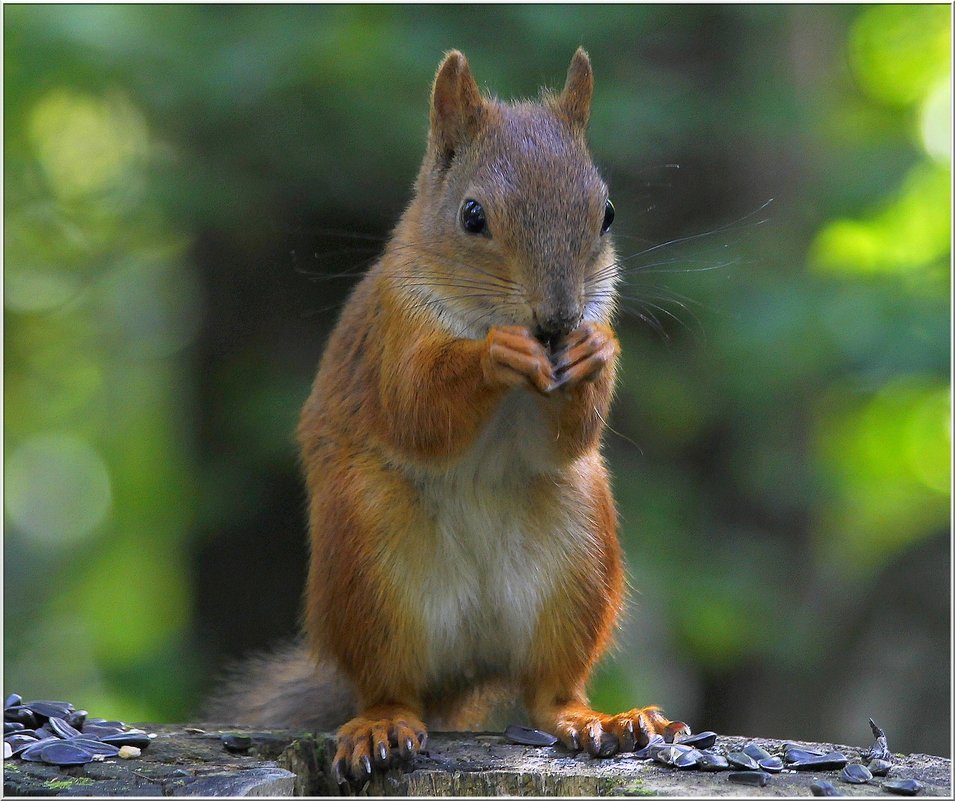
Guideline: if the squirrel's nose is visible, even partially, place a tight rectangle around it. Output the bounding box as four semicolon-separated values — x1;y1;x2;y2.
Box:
533;308;582;345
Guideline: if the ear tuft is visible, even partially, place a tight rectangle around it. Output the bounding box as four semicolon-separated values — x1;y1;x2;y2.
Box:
429;50;485;166
558;47;594;133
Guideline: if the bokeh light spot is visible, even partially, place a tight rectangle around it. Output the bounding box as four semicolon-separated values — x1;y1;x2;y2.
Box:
849;5;950;107
4;434;113;546
919;77;952;163
28;89;149;201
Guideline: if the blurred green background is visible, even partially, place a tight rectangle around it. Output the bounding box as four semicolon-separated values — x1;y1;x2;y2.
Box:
4;4;951;756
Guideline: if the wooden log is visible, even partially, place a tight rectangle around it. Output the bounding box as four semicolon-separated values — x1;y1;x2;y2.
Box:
3;724;951;796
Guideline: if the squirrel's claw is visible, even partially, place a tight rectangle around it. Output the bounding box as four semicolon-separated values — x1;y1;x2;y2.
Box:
548;322;617;390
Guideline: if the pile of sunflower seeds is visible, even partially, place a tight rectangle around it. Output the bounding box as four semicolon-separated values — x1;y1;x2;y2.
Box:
504;718;922;797
4;693;153;767
636;721;920;797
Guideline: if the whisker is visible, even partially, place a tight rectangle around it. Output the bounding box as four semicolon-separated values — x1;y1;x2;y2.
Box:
613;199;773;268
592;404;644;456
290;226;390;242
618;304;670;341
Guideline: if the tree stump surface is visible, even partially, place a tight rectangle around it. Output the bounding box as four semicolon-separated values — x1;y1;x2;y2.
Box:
3;724;951;797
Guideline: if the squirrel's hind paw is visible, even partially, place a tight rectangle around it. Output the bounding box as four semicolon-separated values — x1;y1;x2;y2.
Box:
333;709;427;783
551;705;690;757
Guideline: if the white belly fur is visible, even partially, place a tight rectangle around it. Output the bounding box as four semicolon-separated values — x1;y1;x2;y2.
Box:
395;390;593;685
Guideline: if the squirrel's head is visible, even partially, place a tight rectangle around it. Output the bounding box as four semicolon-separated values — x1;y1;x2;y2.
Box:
394;49;618;342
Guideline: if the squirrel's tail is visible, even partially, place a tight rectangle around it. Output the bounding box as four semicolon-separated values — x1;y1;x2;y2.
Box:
203;638;356;730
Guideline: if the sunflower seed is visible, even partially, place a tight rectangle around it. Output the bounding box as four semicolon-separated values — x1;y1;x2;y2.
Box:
868;758;892;777
841;763;873;784
100;732;151;749
3;707;37;729
221;733;252;753
48;716;82;739
758;755;784;773
727;751;759;771
789;751;848;771
728;770;770;786
67;738;120;757
41;741;93;766
742;743;771;761
881;779;924;796
675;730;717;750
504;724;558;747
810;779;846;796
23;700;73;721
784;744;825;762
674;748;702;769
5;734;40;754
698;751;730;771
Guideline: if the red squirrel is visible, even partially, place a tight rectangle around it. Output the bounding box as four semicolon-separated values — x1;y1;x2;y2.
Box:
211;48;688;782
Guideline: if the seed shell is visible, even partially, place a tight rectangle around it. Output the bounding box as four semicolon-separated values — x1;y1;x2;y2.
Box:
118;745;142;759
789;751;848;771
867;718;891;762
742;743;771;761
728;770;770;786
82;725;125;739
868;758;892;777
66;710;88;729
810;779;846;796
221;733;253;753
503;724;558;747
674;748;702;769
23;700;74;721
758;755;784;773
5;733;40;754
68;738;120;757
3;707;37;729
48;716;82;739
698;751;730;771
727;751;759;771
633;735;665;760
17;737;60;761
40;741;93;766
784;745;825;762
652;743;693;766
881;779;924;796
676;730;717;750
100;732;151;749
840;763;873;784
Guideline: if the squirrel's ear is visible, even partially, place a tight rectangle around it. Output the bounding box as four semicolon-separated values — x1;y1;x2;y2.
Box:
429;50;485;165
557;47;593;133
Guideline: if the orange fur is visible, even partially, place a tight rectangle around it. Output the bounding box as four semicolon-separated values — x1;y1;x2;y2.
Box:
296;48;685;781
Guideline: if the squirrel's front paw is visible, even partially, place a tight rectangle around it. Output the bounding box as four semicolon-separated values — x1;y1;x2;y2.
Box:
332;708;427;784
550;322;618;391
482;325;556;395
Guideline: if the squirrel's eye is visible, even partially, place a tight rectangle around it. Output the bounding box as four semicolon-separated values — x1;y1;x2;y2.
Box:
460;199;487;235
601;199;615;235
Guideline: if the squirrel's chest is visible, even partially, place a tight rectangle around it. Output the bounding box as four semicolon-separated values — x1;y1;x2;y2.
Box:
402;391;581;681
